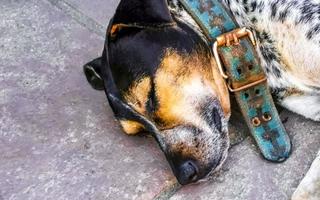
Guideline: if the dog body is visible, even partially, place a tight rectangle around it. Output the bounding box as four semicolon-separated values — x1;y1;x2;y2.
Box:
84;0;320;184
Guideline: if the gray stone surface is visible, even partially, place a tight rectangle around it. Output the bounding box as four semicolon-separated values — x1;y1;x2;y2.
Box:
0;1;176;199
64;0;120;27
170;111;320;200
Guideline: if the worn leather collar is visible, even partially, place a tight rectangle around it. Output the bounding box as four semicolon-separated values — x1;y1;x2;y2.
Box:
179;0;291;162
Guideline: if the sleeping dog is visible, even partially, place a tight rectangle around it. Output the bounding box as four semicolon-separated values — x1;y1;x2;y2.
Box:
84;0;320;185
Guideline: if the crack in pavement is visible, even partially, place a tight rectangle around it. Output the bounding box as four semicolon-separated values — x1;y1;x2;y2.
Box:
154;182;181;200
46;0;105;38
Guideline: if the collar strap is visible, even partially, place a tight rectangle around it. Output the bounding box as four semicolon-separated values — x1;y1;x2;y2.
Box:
179;0;291;162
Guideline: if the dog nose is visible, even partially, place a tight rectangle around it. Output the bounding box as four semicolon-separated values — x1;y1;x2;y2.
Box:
176;160;199;185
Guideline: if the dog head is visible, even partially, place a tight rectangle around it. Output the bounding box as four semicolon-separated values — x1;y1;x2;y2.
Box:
101;0;231;185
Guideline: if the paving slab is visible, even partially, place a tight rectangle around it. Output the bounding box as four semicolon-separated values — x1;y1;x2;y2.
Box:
0;1;176;200
63;0;120;28
170;110;320;200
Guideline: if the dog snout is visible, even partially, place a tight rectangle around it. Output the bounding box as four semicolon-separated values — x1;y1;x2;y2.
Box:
161;124;229;184
176;160;199;185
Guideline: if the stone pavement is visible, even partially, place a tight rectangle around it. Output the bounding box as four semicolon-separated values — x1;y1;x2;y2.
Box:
0;1;319;200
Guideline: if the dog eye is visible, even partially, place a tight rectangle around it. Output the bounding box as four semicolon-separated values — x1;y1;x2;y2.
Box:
146;97;154;112
146;84;158;113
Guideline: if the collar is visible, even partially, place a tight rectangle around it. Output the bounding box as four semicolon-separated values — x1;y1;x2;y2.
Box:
179;0;291;162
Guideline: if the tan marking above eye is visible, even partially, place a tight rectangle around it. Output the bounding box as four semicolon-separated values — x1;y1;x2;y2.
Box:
154;48;231;129
124;76;152;115
119;120;145;135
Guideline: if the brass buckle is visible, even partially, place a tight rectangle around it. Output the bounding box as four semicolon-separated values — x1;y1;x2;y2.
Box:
212;27;256;79
212;27;266;92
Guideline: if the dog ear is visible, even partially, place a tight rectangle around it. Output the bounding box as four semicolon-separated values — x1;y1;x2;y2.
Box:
113;0;173;24
102;48;162;140
100;19;161;138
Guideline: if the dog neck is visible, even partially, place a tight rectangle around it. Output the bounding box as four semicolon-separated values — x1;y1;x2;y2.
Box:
113;0;174;25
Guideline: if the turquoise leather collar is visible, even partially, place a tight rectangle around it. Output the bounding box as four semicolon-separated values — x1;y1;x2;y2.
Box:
179;0;291;162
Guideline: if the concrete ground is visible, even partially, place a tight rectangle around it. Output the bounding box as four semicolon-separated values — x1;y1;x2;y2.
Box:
1;1;319;200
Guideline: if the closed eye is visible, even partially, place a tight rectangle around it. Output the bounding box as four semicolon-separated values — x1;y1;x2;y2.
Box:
146;80;158;114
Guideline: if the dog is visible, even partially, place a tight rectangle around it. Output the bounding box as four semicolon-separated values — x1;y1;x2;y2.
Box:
84;0;320;185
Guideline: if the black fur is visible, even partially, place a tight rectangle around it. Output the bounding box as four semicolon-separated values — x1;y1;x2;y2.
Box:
84;0;220;185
